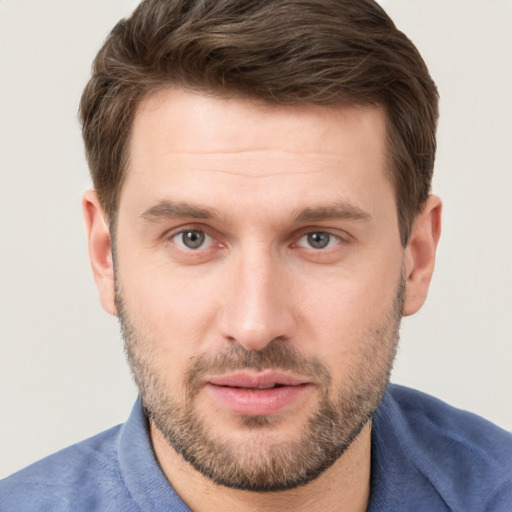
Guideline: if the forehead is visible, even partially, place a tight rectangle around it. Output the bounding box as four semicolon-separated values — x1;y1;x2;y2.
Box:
129;88;388;164
121;88;393;222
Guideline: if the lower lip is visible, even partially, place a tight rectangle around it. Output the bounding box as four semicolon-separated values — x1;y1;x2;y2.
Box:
205;383;312;416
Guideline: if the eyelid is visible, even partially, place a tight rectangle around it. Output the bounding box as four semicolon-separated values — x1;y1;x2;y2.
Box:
294;224;351;241
171;229;215;250
161;224;350;254
295;231;342;250
162;222;219;246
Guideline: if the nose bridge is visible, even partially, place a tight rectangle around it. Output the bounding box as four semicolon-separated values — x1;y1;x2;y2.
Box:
220;241;293;350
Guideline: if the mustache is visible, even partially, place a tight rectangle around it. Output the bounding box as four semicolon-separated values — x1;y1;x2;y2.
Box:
185;339;331;391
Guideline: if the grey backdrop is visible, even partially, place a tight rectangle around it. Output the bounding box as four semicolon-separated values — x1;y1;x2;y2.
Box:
1;0;511;478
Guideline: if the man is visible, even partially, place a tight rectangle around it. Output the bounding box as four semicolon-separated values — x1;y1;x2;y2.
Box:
1;0;511;510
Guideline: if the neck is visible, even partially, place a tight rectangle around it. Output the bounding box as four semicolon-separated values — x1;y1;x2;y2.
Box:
150;421;372;512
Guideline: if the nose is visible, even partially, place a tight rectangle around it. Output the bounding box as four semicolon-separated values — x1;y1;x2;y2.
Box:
218;248;296;351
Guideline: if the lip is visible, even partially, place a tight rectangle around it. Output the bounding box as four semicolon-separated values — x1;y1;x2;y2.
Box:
208;370;310;389
205;371;313;416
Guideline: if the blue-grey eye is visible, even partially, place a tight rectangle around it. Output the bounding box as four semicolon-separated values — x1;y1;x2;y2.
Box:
298;232;339;249
173;230;211;249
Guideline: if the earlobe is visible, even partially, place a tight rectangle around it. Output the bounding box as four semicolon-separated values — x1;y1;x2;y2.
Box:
82;190;117;316
402;195;442;317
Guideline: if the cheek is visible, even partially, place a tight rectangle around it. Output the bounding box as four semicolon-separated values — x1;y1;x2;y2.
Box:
118;258;223;372
294;260;402;364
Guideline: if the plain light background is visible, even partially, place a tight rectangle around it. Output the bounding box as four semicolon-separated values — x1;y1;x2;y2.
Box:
1;1;511;479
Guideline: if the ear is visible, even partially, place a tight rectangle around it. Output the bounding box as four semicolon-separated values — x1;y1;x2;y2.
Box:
82;190;117;316
402;195;442;316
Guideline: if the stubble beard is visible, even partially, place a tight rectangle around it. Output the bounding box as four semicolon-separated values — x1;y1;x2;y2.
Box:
117;277;404;492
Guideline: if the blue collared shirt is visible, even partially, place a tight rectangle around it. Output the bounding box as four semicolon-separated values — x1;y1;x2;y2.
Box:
1;384;511;511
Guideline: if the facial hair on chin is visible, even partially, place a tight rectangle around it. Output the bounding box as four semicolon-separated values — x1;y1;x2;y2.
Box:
116;275;404;492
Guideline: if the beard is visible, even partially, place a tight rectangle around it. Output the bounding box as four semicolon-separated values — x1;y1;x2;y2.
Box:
116;276;404;493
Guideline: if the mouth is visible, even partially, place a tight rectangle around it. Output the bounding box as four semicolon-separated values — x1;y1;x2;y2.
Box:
205;371;313;416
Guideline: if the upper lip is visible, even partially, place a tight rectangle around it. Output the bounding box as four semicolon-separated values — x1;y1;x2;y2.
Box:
207;371;310;389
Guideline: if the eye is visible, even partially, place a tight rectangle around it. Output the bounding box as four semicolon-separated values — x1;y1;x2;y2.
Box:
297;231;340;250
172;230;214;250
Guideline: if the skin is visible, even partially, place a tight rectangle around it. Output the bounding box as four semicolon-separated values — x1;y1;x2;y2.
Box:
83;88;441;512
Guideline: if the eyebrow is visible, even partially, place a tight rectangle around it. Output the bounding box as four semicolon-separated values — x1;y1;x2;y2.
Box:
140;199;371;225
293;202;371;224
141;201;219;222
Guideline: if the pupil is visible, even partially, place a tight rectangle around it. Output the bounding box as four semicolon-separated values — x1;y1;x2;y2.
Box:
183;231;205;249
308;232;329;249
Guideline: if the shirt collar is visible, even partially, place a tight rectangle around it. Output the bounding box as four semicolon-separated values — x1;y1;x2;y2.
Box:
118;398;191;511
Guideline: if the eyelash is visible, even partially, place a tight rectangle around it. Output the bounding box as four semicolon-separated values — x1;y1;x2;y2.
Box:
295;231;342;250
166;226;346;254
171;229;216;251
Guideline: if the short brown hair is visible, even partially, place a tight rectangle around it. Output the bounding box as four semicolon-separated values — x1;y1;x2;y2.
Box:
80;0;438;245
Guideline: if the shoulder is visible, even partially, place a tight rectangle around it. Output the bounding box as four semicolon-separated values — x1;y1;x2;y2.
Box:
386;384;512;462
375;384;512;511
0;425;137;512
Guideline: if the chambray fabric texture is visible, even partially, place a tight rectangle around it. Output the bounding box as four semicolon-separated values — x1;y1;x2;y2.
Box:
1;384;511;511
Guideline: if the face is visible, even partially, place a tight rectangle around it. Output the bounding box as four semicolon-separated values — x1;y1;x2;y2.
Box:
113;89;406;491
